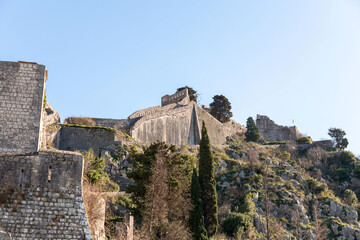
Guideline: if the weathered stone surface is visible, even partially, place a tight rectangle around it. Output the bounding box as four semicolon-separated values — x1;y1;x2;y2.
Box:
161;88;189;107
128;91;244;146
0;231;12;240
91;118;130;133
40;102;61;149
0;61;46;153
0;60;92;239
0;151;91;240
256;114;301;142
58;125;118;153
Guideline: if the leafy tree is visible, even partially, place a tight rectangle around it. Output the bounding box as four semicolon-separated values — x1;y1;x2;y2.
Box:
198;122;218;236
189;168;208;240
245;117;260;142
126;141;192;238
328;127;349;150
209;95;233;123
177;86;199;103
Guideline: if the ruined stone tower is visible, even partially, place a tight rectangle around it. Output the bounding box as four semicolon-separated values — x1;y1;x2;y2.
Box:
256;114;301;142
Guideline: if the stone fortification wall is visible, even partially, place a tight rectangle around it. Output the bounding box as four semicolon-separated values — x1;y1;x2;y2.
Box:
0;61;46;153
91;118;130;133
0;150;91;239
130;102;237;145
58;125;118;153
128;104;177;121
130;102;199;145
194;104;229;145
161;88;189;107
256;115;301;142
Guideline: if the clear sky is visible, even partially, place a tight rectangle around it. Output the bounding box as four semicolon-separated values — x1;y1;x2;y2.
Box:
1;1;359;155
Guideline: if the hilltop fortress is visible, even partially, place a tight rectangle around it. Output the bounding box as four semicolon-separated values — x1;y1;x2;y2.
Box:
0;60;307;239
51;87;244;152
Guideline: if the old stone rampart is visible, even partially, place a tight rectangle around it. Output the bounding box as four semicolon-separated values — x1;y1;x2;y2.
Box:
0;150;91;239
91;118;130;132
58;125;119;153
130;102;198;145
128;103;177;121
129;101;241;145
0;61;46;153
256;115;301;142
161;88;189;107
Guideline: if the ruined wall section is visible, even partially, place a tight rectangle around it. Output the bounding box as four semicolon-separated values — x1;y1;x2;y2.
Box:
0;61;46;153
161;88;189;107
256;115;301;142
0;151;91;239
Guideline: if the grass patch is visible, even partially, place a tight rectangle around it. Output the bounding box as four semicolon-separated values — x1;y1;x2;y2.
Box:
61;124;116;133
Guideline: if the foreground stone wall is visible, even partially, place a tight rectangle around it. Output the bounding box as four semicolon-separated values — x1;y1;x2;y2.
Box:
0;150;91;239
0;61;46;153
256;115;301;142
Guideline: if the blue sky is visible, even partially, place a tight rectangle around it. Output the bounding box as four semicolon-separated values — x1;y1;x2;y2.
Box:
1;1;359;155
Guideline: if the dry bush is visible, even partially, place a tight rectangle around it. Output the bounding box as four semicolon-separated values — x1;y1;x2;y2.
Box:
308;147;327;168
64;117;96;126
83;180;106;239
246;149;260;171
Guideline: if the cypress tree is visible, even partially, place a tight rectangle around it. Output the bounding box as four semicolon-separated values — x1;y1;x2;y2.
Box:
245;117;260;142
189;168;208;240
198;121;218;236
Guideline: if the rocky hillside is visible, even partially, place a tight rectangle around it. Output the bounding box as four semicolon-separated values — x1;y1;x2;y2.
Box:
93;132;360;239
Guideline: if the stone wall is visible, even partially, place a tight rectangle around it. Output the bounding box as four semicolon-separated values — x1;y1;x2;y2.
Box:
256;115;301;142
91;118;130;132
130;102;239;145
0;61;46;153
130;103;197;145
0;150;91;239
58;125;119;153
161;88;189;107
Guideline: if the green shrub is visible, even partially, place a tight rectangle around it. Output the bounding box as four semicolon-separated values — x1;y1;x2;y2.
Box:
222;213;252;237
307;178;327;194
296;137;313;144
344;189;358;206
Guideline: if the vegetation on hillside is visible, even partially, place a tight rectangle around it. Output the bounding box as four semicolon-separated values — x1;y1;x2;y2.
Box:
79;119;360;240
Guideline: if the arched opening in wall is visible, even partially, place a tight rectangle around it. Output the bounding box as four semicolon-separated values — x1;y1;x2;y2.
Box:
21;169;24;173
48;165;52;183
